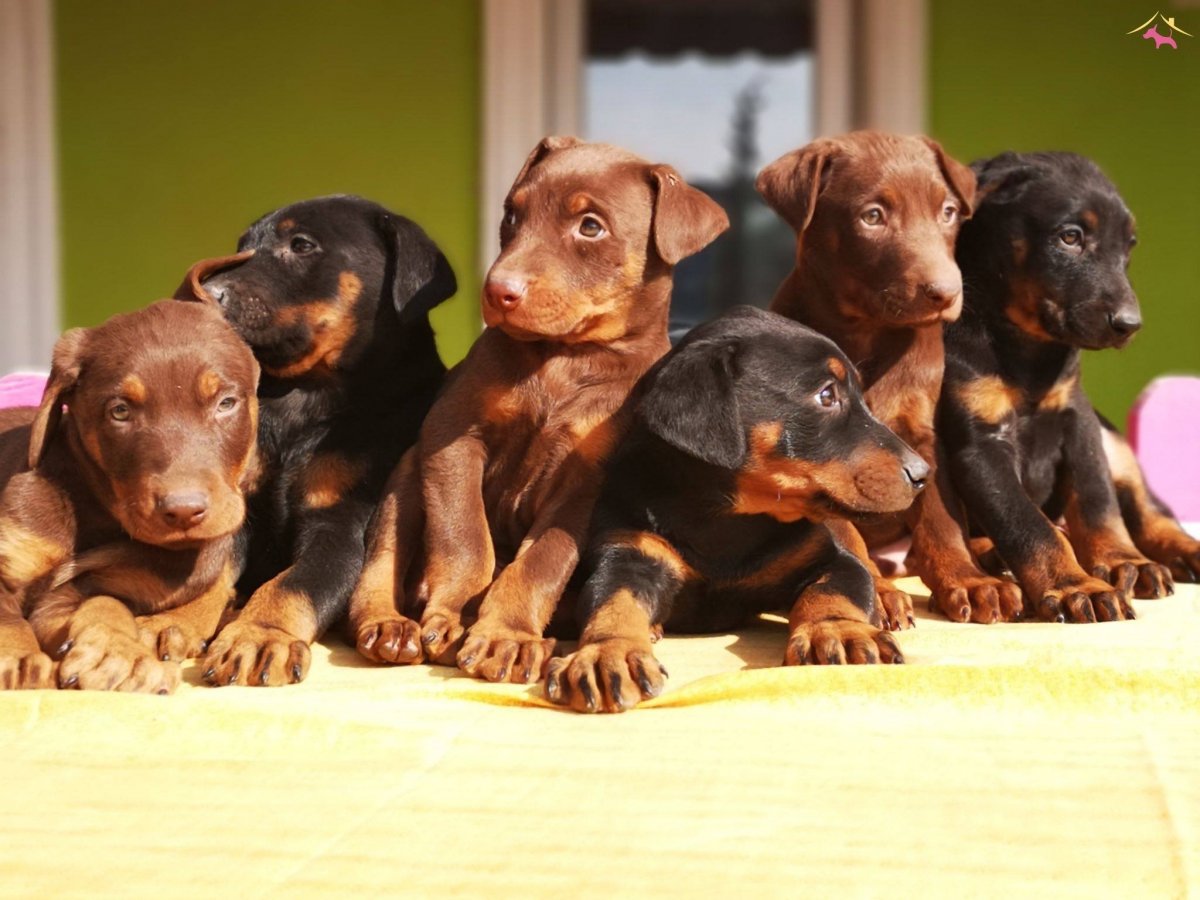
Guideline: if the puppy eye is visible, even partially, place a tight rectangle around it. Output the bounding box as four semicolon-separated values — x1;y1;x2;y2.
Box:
818;384;838;408
578;215;605;239
941;203;959;224
1058;227;1083;248
502;209;517;228
109;402;131;422
1128;234;1138;249
860;207;885;227
216;396;237;413
290;235;317;254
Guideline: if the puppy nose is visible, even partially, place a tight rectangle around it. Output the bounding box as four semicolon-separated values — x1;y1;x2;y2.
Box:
1108;309;1141;338
158;492;209;529
484;277;526;311
903;457;931;491
921;280;961;306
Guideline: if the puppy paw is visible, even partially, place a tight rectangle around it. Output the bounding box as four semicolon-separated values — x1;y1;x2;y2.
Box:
355;614;423;665
1091;554;1173;600
136;614;209;662
201;622;310;686
456;624;555;683
419;611;467;664
0;650;56;690
874;579;915;631
59;623;180;694
785;619;905;666
1035;575;1133;623
1139;533;1200;583
545;639;666;713
930;573;1024;624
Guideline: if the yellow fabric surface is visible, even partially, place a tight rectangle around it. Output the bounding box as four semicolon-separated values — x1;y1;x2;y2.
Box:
3;578;1198;898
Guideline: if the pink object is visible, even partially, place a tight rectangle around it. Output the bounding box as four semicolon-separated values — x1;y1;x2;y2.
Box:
0;372;48;410
1127;376;1200;521
1143;26;1178;49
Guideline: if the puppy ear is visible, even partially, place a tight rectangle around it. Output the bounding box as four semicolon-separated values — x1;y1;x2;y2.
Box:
648;165;730;265
382;214;457;322
173;251;254;304
638;339;745;469
755;139;838;233
29;328;88;469
510;135;583;191
922;137;977;218
971;154;1037;206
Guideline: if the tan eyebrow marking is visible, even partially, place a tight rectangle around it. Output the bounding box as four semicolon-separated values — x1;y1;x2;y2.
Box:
827;357;847;381
119;375;147;405
197;371;222;401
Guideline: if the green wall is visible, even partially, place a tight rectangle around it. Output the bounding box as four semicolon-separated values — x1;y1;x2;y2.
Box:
55;0;481;366
929;0;1199;423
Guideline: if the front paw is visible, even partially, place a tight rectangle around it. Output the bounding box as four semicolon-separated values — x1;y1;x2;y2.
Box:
59;623;180;694
545;639;666;713
136;614;209;662
786;619;904;666
1035;575;1133;623
0;650;55;690
419;611;467;664
355;614;423;665
1091;555;1173;599
201;621;310;686
456;624;555;683
874;578;915;631
930;573;1024;624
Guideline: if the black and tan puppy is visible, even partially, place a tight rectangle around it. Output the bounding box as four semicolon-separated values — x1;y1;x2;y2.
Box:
349;137;728;683
174;195;456;685
0;301;258;692
940;151;1191;624
546;307;928;713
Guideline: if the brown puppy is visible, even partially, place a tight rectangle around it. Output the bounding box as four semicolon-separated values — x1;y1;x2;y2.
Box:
349;136;729;681
0;301;259;692
757;131;1015;627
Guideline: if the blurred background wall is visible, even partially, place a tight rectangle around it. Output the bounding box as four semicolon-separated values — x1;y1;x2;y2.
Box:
3;0;1193;423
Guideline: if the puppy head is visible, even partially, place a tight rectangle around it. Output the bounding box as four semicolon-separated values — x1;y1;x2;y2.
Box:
757;131;975;326
960;151;1140;350
637;307;928;522
175;195;456;378
30;301;260;547
482;136;729;343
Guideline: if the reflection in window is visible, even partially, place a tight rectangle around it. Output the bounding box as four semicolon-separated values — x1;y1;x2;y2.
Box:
585;0;815;340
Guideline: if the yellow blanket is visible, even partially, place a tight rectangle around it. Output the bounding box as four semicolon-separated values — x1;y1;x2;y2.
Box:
3;578;1198;897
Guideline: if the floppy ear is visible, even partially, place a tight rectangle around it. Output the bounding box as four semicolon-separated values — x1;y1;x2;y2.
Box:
648;165;730;265
173;251;255;304
29;328;88;469
922;137;977;218
971;154;1037;206
755;139;838;233
382;214;457;322
638;339;745;469
509;135;583;193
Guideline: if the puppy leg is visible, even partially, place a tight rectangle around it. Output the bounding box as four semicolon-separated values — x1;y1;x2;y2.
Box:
136;564;236;662
456;467;600;683
947;423;1129;624
0;593;54;690
786;536;904;666
907;458;1024;624
417;434;497;662
1102;421;1200;582
826;519;913;631
546;534;684;713
349;449;425;665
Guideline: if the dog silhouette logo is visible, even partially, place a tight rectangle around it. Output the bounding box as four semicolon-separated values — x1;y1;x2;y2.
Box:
1128;11;1191;50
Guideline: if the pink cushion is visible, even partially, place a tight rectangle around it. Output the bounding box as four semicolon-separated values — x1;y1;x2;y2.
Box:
1127;376;1200;521
0;373;47;410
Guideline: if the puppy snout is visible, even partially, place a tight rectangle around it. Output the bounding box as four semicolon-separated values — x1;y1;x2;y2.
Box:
158;491;210;529
484;276;527;312
902;453;931;491
1107;309;1141;339
921;277;962;308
